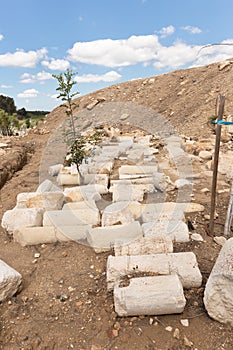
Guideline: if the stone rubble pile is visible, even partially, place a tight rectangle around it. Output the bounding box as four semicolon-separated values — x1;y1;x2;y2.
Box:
1;126;231;324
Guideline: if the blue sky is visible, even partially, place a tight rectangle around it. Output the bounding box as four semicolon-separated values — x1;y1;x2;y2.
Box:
1;0;233;111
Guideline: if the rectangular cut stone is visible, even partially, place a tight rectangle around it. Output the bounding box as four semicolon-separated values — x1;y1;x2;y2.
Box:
0;260;22;302
48;164;63;177
127;150;144;164
36;179;62;193
62;201;97;210
111;184;145;202
114;236;173;256
43;208;100;226
83;174;109;187
64;184;107;202
87;221;143;253
204;237;233;327
87;160;113;174
110;180;155;194
14;226;57;246
57;173;80;186
16;192;64;211
141;203;185;222
107;252;202;291
119;165;158;179
55;225;90;242
102;201;142;226
142;220;189;243
114;275;186;317
1;207;43;234
14;225;90;246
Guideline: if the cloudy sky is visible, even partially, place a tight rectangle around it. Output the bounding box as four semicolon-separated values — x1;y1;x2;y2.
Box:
1;0;233;111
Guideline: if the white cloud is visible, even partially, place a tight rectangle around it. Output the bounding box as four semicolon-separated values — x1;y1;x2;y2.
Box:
0;84;12;88
193;39;233;67
182;26;202;34
37;71;52;80
17;88;39;98
75;70;122;83
0;34;4;41
41;58;70;70
158;25;175;38
20;71;52;84
0;48;47;68
67;35;161;67
153;41;200;70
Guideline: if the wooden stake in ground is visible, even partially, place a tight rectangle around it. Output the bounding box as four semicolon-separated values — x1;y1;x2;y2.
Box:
209;95;225;235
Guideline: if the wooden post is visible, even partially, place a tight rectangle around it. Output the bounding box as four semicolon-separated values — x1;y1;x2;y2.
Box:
209;95;225;235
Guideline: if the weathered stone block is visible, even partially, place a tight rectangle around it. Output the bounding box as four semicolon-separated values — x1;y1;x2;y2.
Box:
142;220;189;243
16;192;64;211
107;252;202;291
102;201;142;226
64;184;107;202
204;238;233;326
87;221;143;253
37;179;62;193
2;208;43;234
114;275;186;316
14;226;57;246
48;164;63;176
83;173;109;187
55;225;90;242
141;203;185;222
43;208;100;226
57;173;80;186
0;260;22;302
62;200;97;210
119;165;158;179
111;184;145;202
114;236;173;256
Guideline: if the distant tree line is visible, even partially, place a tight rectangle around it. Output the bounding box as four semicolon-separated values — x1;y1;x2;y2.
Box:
0;94;49;136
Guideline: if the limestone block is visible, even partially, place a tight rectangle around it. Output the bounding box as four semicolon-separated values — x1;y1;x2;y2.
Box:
14;226;57;246
199;150;212;160
114;275;186;317
114;236;173;256
14;225;90;246
48;164;63;176
107;252;202;291
119;165;158;179
110;180;155;193
102;201;142;226
83;173;109;187
64;184;107;202
127;150;144;164
2;208;43;234
111;184;145;202
101;145;121;158
43;208;100;227
62;201;97;210
36;179;62;193
142;220;189;243
0;260;22;302
141;203;185;222
16;192;64;211
87;160;113;174
57;173;80;186
204;238;233;326
55;225;90;242
87;221;143;253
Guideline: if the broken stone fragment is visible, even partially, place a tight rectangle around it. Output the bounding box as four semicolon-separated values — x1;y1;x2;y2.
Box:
0;260;22;302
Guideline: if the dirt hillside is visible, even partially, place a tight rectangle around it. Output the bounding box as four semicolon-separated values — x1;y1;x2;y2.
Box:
0;59;233;350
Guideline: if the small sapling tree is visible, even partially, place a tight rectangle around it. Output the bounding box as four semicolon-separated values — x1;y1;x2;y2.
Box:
52;69;103;176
